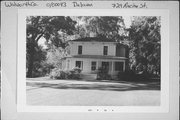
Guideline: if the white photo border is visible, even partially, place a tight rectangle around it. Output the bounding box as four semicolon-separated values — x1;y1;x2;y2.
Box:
17;9;169;113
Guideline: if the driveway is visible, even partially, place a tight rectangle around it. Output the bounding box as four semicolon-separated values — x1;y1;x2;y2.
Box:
26;77;160;106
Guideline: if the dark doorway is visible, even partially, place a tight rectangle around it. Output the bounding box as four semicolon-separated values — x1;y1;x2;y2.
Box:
115;62;124;72
102;62;109;71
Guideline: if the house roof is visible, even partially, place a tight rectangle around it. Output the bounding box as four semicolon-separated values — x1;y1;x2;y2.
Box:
65;55;128;60
69;37;117;42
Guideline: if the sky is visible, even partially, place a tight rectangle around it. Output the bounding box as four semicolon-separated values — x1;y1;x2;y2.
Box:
123;16;131;28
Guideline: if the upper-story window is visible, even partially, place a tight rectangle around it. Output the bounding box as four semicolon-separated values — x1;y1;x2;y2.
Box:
78;45;82;55
103;46;108;55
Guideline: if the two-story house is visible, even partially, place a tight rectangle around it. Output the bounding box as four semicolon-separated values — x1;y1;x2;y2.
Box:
62;37;129;78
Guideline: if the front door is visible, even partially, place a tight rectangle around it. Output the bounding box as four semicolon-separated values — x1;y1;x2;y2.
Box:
102;62;109;72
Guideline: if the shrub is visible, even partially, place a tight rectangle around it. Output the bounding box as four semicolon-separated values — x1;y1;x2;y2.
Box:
72;67;82;74
97;67;112;80
118;70;136;81
118;70;156;81
41;62;55;76
49;67;82;80
32;70;43;78
50;68;67;79
66;67;82;79
66;70;81;79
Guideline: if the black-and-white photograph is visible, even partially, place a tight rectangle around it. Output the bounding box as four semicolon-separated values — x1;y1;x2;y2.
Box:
26;16;161;106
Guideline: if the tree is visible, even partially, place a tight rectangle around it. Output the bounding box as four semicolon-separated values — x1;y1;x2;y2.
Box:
75;16;127;41
128;16;161;75
46;46;68;68
26;16;76;77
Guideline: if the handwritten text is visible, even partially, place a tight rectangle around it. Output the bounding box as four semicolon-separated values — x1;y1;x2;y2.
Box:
112;2;147;9
4;2;38;7
72;2;93;8
46;2;66;8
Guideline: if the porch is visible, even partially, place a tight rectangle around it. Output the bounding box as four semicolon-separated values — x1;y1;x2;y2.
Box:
65;57;126;78
89;61;125;75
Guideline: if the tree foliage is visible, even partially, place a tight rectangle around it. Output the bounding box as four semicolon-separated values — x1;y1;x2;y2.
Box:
128;16;161;75
75;16;127;41
26;16;76;77
46;46;69;68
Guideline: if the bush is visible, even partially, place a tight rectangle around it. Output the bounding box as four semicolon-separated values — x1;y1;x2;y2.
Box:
118;70;157;81
97;67;112;80
137;72;149;81
72;67;82;74
41;62;55;76
66;70;80;79
49;67;82;80
32;70;43;78
50;68;67;79
118;70;136;81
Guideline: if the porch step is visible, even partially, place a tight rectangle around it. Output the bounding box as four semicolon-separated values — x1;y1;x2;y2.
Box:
81;74;97;80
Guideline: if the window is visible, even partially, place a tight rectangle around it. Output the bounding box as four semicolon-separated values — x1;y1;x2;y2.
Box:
91;61;96;71
76;61;83;69
103;46;108;55
115;62;124;71
78;45;82;55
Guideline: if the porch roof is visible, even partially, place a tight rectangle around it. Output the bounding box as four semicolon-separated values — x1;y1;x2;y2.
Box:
65;55;128;60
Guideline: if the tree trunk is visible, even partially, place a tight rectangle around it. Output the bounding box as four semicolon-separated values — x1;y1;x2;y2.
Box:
26;39;36;78
27;51;34;78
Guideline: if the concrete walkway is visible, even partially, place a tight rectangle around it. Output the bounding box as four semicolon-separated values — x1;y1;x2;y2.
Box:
26;77;160;106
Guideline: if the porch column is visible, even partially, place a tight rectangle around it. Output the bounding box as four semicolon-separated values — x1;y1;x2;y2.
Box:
96;61;98;70
111;62;114;75
123;61;125;71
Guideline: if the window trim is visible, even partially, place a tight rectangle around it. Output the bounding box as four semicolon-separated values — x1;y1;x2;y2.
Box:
75;61;83;70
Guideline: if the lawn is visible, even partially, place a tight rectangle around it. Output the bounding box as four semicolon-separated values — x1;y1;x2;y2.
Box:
26;77;160;106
